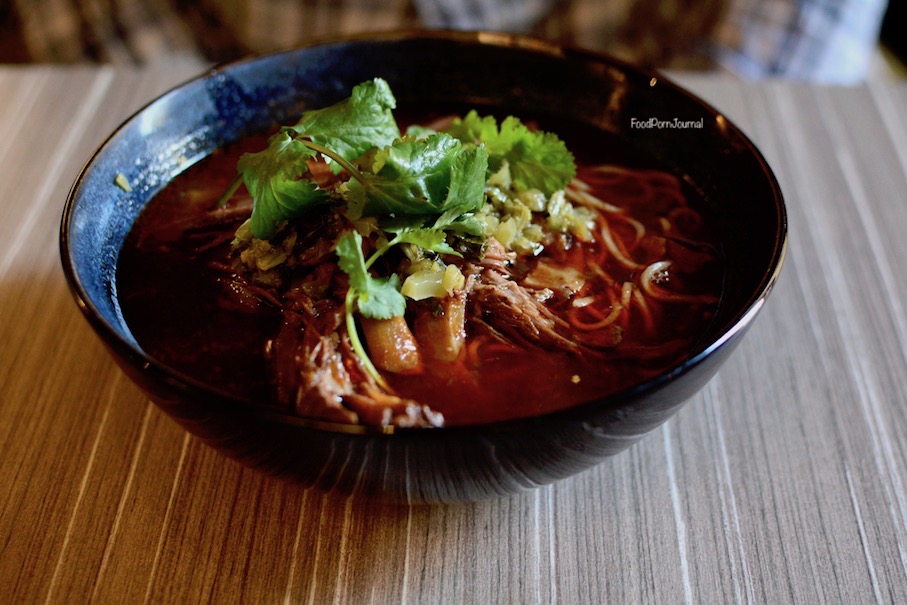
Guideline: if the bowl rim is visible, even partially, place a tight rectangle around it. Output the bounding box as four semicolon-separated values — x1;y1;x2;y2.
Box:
60;29;788;437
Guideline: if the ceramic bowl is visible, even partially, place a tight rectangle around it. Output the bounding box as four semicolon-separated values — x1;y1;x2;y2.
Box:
61;31;786;502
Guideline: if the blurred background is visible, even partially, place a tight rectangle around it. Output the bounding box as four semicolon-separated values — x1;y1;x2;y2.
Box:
0;0;903;84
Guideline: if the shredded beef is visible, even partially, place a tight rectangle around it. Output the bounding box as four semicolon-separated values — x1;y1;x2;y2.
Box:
268;296;443;428
469;267;580;353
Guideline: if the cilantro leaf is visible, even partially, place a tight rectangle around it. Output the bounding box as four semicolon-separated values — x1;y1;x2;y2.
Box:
496;116;576;194
356;273;405;319
237;128;326;239
336;230;406;320
345;133;488;219
404;124;437;139
444;110;499;147
390;227;459;256
444;112;576;195
290;78;400;174
433;209;485;237
234;78;400;239
446;141;489;213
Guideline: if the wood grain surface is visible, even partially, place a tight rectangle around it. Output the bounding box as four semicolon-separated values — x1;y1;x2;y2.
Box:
2;65;906;604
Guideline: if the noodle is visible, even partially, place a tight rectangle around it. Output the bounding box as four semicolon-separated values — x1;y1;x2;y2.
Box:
639;261;719;304
597;215;645;271
557;164;718;351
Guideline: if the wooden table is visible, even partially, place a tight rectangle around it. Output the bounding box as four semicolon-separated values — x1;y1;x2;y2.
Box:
2;64;907;603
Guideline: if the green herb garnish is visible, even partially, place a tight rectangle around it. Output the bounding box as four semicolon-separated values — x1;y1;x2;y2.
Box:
336;230;407;321
236;130;329;238
236;78;400;238
444;110;576;194
345;133;488;220
224;78;578;389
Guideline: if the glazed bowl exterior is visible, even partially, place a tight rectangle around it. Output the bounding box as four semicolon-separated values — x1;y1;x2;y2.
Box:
61;31;787;502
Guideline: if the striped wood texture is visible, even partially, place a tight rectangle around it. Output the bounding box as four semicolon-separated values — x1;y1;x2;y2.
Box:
1;66;906;603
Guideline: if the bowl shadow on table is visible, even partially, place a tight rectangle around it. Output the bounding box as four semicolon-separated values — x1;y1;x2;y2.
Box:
61;31;786;504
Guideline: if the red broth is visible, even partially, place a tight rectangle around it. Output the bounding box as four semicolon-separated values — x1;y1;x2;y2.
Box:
117;119;722;426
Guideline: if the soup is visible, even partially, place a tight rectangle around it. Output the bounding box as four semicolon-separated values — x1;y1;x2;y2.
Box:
117;79;722;427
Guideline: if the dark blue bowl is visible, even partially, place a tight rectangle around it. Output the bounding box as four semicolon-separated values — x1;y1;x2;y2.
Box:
61;31;786;502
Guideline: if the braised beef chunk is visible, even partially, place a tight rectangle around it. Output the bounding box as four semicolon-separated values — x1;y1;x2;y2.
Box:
295;332;360;424
470;268;579;353
267;299;443;428
412;288;468;363
345;386;443;428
